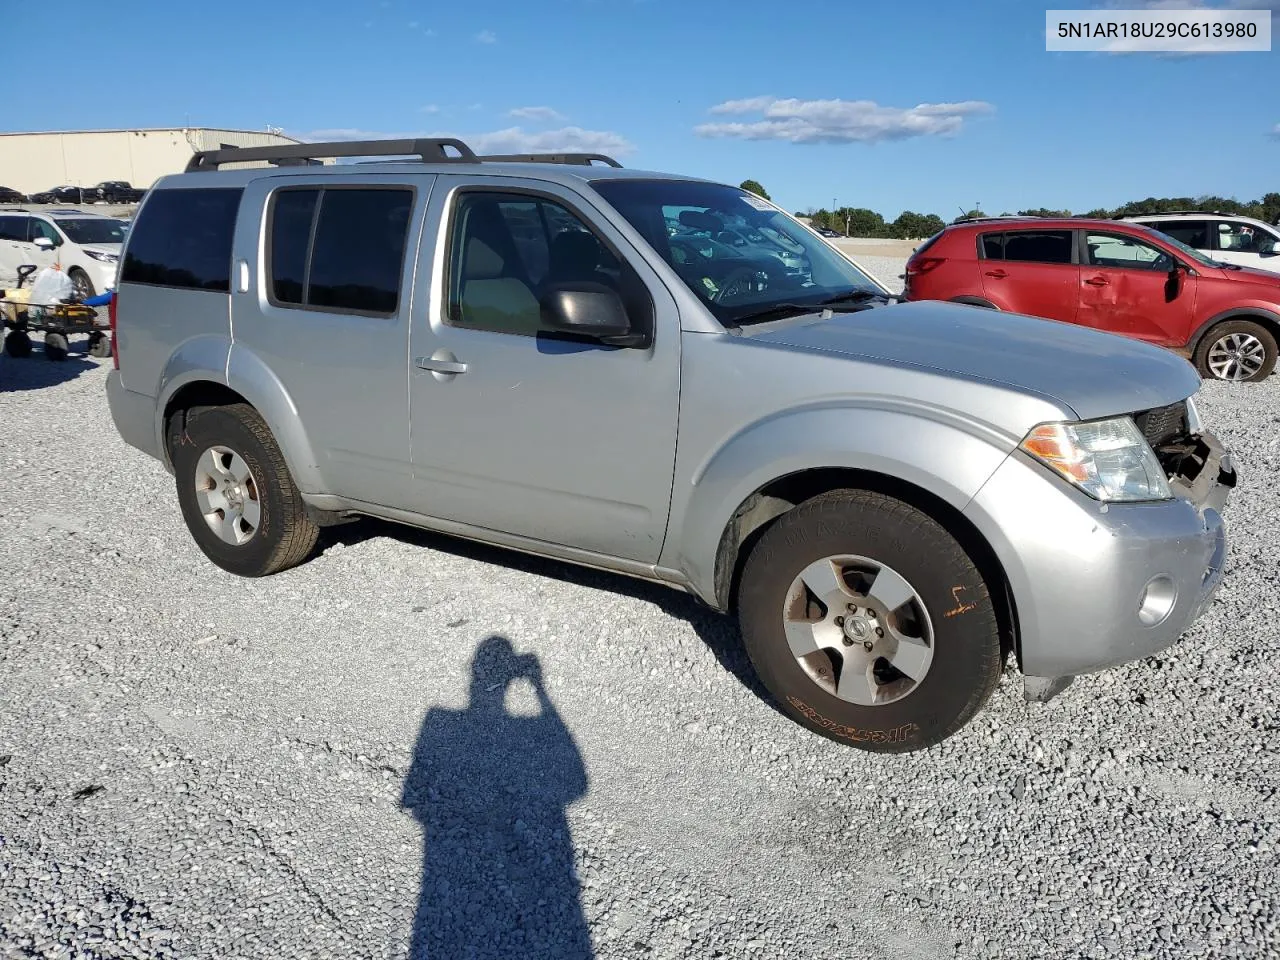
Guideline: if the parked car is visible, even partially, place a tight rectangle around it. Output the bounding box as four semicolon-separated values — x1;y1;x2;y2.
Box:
28;185;86;204
105;138;1235;753
0;186;25;203
814;226;843;238
1122;211;1280;276
0;209;126;298
903;216;1280;382
89;181;147;204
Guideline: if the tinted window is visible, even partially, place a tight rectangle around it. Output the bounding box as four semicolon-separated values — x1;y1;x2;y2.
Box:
121;188;242;291
1085;233;1173;271
1152;220;1210;249
268;189;318;305
980;233;1004;259
447;191;635;337
307;189;412;315
55;218;128;245
1001;231;1073;264
0;215;27;242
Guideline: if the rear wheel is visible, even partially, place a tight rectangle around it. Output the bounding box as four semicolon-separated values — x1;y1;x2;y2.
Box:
1194;320;1276;382
88;333;112;358
3;330;32;358
737;489;1004;753
170;404;318;577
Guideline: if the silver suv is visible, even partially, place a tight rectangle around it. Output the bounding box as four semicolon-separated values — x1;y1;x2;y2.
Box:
104;138;1237;752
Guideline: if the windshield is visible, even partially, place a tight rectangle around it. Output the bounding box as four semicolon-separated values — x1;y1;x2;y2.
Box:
591;180;888;325
55;218;128;245
1139;225;1221;268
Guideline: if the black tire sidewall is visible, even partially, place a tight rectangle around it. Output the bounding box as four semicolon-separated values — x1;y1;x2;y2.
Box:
738;494;1000;752
69;269;95;300
44;334;68;360
172;408;292;577
1195;320;1278;382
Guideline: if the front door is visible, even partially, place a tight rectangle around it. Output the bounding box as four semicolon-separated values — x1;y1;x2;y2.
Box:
977;229;1080;323
407;177;680;563
1214;220;1280;274
12;217;59;278
230;174;433;506
1079;231;1196;346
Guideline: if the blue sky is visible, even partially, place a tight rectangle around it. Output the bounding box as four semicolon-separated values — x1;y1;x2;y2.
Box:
12;0;1277;218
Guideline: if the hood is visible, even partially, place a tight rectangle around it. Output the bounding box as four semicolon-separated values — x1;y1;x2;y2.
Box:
742;300;1201;420
1220;263;1280;287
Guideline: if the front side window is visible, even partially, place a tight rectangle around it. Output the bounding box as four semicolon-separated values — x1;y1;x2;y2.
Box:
591;179;885;326
0;215;27;242
29;219;61;245
1151;220;1210;249
121;188;243;291
446;191;638;337
1217;221;1268;254
266;187;413;315
1085;232;1174;271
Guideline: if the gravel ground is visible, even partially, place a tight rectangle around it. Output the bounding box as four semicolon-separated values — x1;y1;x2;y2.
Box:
1;281;1277;960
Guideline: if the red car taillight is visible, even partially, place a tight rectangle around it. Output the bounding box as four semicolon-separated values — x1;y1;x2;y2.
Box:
108;291;119;370
905;256;946;276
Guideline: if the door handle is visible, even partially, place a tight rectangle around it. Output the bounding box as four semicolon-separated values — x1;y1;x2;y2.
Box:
983;269;1008;279
415;355;468;375
1084;276;1109;286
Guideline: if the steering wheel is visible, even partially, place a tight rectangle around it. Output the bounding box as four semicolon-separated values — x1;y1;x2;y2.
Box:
714;264;776;304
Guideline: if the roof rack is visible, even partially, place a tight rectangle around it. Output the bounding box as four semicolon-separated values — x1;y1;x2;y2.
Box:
186;137;480;172
1116;209;1228;219
477;153;623;167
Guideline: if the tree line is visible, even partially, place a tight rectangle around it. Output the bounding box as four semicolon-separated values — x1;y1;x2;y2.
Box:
739;181;1280;240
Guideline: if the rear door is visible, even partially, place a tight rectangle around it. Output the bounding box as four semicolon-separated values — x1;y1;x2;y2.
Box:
230;174;431;506
1078;230;1196;346
978;229;1080;322
1148;218;1212;258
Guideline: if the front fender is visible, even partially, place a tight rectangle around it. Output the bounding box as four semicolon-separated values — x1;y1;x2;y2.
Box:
664;402;1017;607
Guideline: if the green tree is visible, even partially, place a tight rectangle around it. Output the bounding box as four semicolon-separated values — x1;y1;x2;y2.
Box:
739;179;770;200
1017;208;1072;218
893;211;946;239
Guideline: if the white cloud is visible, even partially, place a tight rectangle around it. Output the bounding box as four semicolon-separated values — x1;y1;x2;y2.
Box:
475;29;497;43
293;126;634;157
508;106;567;123
420;104;440;114
695;97;994;144
1273;123;1280;135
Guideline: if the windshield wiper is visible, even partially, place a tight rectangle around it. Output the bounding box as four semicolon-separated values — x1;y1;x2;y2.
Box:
729;290;895;327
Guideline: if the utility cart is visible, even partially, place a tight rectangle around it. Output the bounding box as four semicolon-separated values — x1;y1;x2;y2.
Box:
1;264;112;360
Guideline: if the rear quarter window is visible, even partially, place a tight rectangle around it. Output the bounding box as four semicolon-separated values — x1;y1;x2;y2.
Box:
121;188;243;292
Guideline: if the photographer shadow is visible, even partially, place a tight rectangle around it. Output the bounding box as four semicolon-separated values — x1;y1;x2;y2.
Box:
401;636;593;960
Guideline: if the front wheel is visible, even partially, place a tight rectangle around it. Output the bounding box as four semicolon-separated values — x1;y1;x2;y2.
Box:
170;403;319;577
44;333;68;361
737;490;1004;753
68;268;95;301
1194;320;1277;382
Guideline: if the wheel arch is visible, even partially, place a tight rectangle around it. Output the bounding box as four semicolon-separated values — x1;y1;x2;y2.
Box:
711;467;1021;668
1186;306;1280;355
948;295;999;310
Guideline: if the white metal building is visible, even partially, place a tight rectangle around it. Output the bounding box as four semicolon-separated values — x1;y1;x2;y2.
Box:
0;128;309;195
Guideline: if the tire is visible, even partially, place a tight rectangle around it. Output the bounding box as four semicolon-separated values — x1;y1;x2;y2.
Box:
68;268;95;301
4;330;32;358
88;333;112;358
169;403;319;577
1193;319;1277;382
44;333;68;361
737;489;1004;753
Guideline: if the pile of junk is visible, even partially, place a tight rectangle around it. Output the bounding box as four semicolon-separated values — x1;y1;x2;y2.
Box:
1;263;112;361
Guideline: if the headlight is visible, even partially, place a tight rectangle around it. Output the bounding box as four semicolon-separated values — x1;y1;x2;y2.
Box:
1020;417;1172;502
84;250;118;263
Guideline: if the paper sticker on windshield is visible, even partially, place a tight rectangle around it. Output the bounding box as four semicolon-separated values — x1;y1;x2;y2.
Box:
740;194;773;211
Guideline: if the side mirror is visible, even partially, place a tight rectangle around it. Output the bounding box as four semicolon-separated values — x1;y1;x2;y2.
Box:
32;237;56;251
540;283;644;347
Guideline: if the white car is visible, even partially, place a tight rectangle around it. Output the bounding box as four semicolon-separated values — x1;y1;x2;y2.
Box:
1124;212;1280;275
0;208;126;297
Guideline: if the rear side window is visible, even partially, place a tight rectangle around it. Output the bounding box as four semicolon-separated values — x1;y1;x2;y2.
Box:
1001;231;1074;264
1152;220;1210;248
266;186;413;316
0;215;26;242
121;188;242;291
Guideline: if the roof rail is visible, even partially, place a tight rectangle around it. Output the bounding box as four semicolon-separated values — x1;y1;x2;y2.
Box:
1116;209;1229;219
185;137;479;172
478;153;622;167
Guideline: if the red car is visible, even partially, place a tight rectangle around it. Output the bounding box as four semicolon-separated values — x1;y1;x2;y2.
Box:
903;217;1280;382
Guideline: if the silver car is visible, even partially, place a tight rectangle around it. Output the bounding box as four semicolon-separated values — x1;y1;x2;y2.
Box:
104;138;1236;752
